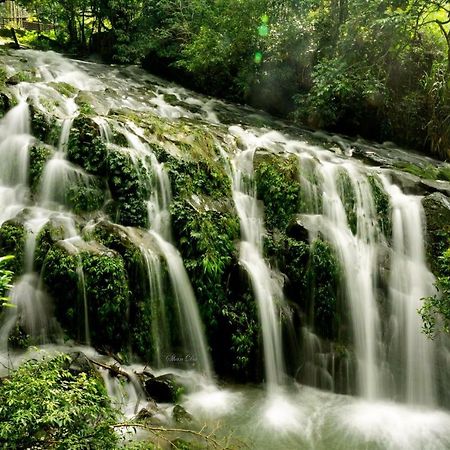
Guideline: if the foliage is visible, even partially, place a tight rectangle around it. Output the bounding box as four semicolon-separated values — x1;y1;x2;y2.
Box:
68;115;108;175
420;249;450;337
171;198;259;378
29;145;54;192
13;0;450;157
42;245;129;351
255;154;301;231
0;221;25;275
106;149;150;227
0;353;118;449
0;255;14;307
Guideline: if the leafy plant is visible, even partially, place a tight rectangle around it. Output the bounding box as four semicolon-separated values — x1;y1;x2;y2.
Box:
0;353;119;449
421;248;450;337
0;255;14;307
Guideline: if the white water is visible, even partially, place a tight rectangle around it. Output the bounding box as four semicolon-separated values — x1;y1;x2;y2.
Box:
0;48;449;448
382;177;437;405
229;126;287;389
121;128;212;379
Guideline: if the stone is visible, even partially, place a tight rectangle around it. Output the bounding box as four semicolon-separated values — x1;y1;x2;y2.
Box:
144;373;180;403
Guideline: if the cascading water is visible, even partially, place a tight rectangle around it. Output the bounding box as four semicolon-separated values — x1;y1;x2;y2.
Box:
382;176;437;406
313;161;383;400
0;48;450;449
120;128;212;379
228;127;286;389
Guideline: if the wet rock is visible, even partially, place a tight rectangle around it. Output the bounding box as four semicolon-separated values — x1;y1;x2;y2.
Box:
0;92;11;117
422;192;450;273
144;373;181;403
287;216;309;242
172;404;193;424
68;351;97;377
135;399;160;421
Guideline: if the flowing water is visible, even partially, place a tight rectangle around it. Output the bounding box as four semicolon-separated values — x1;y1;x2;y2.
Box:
0;48;450;448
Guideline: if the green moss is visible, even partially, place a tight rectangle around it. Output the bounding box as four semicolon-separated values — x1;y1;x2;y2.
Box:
67;115;108;175
393;161;450;182
422;193;450;275
87;221;155;359
165;154;231;201
106;150;150;227
420;248;450;337
48;81;78;97
336;168;357;235
30;106;59;144
0;220;25;275
81;251;130;349
6;70;35;84
34;222;69;272
309;239;341;340
29;145;53;193
367;174;391;239
255;153;301;231
66;178;106;215
267;232;342;342
42;244;130;351
171;199;259;379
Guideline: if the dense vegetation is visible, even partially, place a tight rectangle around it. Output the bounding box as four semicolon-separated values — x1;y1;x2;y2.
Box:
0;354;118;449
1;2;450;448
14;0;450;160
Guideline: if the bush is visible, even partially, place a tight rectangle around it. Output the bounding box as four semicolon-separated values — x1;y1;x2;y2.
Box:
0;353;118;449
0;255;14;307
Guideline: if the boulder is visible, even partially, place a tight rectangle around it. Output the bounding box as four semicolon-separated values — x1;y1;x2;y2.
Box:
144;373;181;403
422;192;450;274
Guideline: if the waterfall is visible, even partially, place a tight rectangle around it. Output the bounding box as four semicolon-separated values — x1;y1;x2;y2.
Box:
228;126;286;389
382;177;437;406
0;50;448;441
122;129;213;379
313;162;382;399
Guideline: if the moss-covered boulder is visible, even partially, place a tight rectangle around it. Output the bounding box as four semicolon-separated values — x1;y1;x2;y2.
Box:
29;106;59;145
29;144;54;193
254;152;301;231
86;220;162;360
41;241;129;352
106;149;150;227
422;192;450;275
67;115;108;175
0;220;25;275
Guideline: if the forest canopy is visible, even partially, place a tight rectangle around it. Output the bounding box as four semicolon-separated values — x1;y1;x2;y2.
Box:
13;1;450;155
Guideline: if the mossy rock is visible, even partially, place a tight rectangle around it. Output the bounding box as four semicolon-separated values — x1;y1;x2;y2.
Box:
6;70;35;85
106;149;150;228
67;115;108;176
29;144;54;193
171;198;259;379
86;220;162;359
267;231;343;343
254;152;301;231
336;168;357;235
29;106;59;144
66;177;107;215
368;174;391;240
0;220;25;275
422;192;450;276
166;155;231;202
48;82;78;98
41;242;129;351
0;92;11;118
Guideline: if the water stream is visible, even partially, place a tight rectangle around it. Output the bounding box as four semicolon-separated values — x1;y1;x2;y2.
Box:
0;48;449;449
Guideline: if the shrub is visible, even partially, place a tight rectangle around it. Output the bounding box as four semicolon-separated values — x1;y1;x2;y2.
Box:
0;353;118;449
